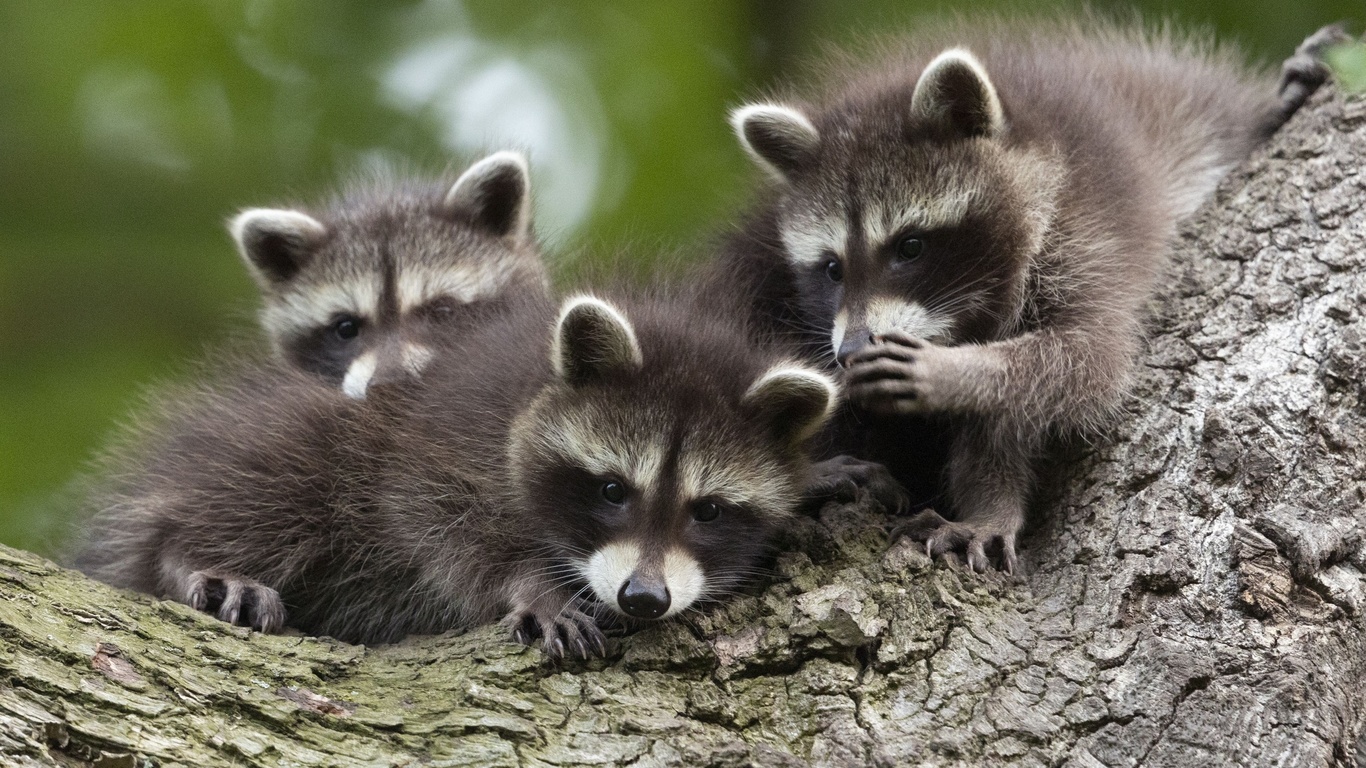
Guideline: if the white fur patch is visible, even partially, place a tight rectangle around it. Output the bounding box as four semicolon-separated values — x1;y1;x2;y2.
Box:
229;209;326;263
865;192;976;247
551;295;643;379
831;309;848;359
660;549;705;618
581;541;641;611
912;48;1004;136
539;414;667;493
678;450;791;518
780;212;847;269
396;264;515;314
730;103;820;182
864;297;954;342
260;279;381;343
400;342;434;376
342;351;378;400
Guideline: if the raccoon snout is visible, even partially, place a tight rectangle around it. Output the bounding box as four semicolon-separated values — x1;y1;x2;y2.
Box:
617;576;671;620
836;331;873;367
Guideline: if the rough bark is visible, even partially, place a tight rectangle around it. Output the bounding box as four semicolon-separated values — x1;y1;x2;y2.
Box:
3;88;1366;768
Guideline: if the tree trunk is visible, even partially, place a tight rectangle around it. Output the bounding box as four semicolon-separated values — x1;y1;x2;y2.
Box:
3;88;1365;768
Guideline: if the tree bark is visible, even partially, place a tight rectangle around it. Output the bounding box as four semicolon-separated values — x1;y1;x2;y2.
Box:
3;88;1366;768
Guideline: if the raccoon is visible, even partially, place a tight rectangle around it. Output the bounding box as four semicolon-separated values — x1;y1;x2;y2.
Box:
75;285;837;658
719;18;1344;572
230;151;547;399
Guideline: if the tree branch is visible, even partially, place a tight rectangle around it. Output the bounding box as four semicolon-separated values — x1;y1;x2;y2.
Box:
2;88;1364;767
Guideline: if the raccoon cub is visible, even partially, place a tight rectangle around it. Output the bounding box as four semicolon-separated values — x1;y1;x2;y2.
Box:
721;18;1343;572
76;286;837;658
231;151;547;398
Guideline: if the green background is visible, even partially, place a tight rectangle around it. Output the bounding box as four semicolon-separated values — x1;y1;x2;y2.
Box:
0;0;1356;556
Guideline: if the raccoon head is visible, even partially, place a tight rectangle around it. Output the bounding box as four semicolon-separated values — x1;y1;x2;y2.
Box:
510;295;837;621
230;151;546;398
732;48;1063;363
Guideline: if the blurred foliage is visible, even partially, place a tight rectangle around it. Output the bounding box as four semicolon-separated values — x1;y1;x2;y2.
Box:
1327;40;1366;92
0;0;1358;556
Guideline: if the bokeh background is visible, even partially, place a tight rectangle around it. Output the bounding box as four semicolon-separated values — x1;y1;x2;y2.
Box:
0;0;1357;557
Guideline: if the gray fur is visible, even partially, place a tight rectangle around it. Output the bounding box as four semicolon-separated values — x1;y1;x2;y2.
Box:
75;281;836;658
230;152;547;397
719;15;1337;571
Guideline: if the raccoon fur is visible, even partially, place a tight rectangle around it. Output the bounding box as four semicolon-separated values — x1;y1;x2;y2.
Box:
230;151;548;399
75;284;837;658
719;17;1343;572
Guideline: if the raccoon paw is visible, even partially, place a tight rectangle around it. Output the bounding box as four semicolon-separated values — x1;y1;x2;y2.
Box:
183;571;286;632
1278;24;1352;114
891;509;1019;574
843;332;947;414
504;606;607;661
804;455;911;515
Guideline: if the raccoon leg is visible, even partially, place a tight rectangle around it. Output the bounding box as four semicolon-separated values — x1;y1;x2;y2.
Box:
1269;24;1352;132
803;454;911;515
160;558;286;632
892;421;1029;573
503;572;607;661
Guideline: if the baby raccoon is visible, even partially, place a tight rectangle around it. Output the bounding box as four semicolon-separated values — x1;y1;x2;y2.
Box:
231;151;547;398
720;17;1342;571
76;286;837;658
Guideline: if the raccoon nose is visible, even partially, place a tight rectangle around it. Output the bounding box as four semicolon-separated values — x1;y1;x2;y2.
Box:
617;577;671;620
837;331;873;367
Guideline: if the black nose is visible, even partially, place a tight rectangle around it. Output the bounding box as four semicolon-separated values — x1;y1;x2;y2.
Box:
837;331;873;367
617;577;671;620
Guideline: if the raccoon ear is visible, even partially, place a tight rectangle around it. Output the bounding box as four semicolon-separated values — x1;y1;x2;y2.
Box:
553;296;644;385
911;48;1004;138
443;151;532;241
730;104;820;181
229;209;328;289
744;364;838;445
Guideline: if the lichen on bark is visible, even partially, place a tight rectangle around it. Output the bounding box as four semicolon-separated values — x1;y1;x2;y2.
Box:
2;88;1365;768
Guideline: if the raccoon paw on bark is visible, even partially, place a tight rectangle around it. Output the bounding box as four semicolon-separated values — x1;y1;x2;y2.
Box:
803;454;911;516
503;600;607;661
891;508;1019;574
1277;24;1352;117
179;571;286;632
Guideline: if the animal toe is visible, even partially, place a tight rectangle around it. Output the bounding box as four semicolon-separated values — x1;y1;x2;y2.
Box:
217;580;246;625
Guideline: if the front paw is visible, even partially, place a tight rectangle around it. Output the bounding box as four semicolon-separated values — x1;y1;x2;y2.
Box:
844;332;949;414
503;604;607;661
183;571;286;632
804;455;911;515
891;509;1019;574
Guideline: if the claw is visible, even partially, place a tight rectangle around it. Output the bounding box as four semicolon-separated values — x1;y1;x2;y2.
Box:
546;636;565;660
893;509;1020;574
219;580;244;625
967;540;988;573
187;576;207;612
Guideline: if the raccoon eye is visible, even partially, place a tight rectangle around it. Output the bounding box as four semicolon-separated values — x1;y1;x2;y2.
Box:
896;237;925;261
601;481;627;505
824;258;844;284
332;315;361;340
692;501;722;523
